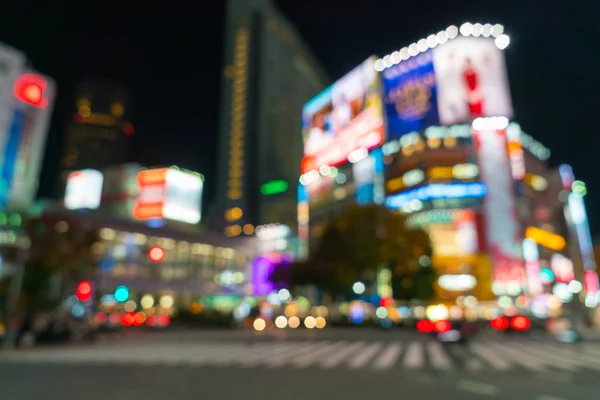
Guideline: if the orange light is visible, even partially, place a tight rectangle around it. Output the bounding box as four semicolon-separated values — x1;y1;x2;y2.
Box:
243;224;255;235
133;203;164;220
137;168;168;186
133;312;146;326
386;177;404;192
14;73;49;108
434;320;452;333
428;167;454;180
148;246;165;262
525;226;566;251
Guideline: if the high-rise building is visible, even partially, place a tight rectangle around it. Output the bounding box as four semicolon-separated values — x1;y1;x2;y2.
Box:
213;0;329;237
59;79;134;190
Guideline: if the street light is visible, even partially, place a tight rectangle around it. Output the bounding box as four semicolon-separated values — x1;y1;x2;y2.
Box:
352;281;366;295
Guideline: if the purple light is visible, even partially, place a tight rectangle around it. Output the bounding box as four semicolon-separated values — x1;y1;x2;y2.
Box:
252;257;276;296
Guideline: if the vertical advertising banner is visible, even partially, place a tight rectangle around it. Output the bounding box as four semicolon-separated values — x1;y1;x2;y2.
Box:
0;44;25;162
474;125;525;293
567;193;598;295
301;57;384;174
7;72;56;208
382;36;513;141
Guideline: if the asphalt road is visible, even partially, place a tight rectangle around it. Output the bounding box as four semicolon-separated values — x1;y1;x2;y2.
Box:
1;328;598;400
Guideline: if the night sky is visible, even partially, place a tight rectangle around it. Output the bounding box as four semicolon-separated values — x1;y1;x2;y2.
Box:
1;0;598;230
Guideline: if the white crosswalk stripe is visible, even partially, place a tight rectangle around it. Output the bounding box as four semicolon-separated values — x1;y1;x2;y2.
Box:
320;341;365;369
372;343;402;370
5;339;600;372
403;341;425;369
347;342;382;369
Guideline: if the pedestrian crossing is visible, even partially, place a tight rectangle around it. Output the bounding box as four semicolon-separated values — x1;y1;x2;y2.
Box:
2;339;600;373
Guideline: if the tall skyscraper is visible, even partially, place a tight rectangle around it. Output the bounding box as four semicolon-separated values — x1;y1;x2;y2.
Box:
213;0;329;237
59;79;134;189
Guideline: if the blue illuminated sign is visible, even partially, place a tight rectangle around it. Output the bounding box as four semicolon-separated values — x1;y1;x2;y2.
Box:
385;182;487;209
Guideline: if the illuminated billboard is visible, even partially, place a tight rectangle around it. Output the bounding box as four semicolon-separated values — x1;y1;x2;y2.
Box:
64;169;104;210
473;117;525;294
301;57;384;174
0;46;56;209
381;35;513;140
133;167;203;224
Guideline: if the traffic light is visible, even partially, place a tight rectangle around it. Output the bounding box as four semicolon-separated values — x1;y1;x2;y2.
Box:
13;73;49;108
148;246;165;262
75;280;93;302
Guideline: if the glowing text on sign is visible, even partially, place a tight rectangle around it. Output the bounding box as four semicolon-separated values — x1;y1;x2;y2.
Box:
13;73;49;108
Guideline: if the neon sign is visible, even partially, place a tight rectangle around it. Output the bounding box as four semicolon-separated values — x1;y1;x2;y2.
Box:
385;182;487;209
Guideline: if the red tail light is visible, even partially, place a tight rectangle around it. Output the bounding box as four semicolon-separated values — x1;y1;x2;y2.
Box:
510;316;531;331
146;315;158;326
491;316;509;330
121;313;134;326
158;315;170;326
434;320;452;333
94;312;107;324
416;319;434;333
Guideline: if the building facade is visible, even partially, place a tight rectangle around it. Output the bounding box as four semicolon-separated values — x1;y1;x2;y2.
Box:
59;79;134;191
213;0;329;238
297;23;598;312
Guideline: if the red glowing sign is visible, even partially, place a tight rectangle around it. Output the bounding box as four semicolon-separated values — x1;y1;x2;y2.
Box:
133;168;168;220
13;73;49;108
148;246;165;262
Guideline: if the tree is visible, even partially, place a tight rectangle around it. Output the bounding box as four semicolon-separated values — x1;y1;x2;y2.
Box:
21;220;100;312
273;203;434;300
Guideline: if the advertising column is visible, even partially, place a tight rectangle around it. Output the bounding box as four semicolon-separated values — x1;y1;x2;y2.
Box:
473;117;525;296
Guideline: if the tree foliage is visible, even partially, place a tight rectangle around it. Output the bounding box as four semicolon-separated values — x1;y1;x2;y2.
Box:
272;203;434;299
21;223;100;311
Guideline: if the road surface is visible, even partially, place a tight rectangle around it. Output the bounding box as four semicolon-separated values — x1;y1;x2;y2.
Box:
1;328;597;399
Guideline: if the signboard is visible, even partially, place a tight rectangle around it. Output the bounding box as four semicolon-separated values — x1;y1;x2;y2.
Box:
64;169;104;210
301;57;384;174
473;120;525;293
382;36;513;140
133;167;203;224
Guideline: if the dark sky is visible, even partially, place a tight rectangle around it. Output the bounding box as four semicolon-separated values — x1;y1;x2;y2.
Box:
1;0;599;229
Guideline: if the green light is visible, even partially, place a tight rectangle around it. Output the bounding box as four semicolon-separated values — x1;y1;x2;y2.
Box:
0;213;6;225
260;180;288;196
572;180;587;197
8;213;21;226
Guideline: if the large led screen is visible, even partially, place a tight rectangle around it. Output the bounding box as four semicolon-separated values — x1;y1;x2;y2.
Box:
301;57;384;174
383;36;513;140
